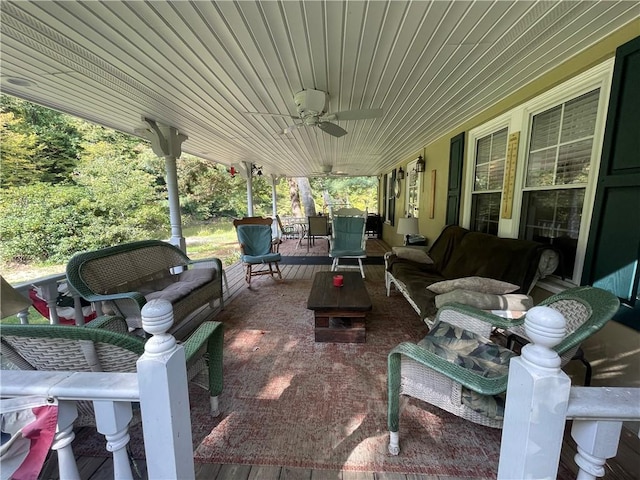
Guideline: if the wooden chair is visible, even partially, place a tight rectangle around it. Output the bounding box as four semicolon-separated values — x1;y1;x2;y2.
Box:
233;217;282;286
387;286;620;454
329;214;367;278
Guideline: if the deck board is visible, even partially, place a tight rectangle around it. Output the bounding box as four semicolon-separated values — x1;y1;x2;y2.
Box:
64;239;638;479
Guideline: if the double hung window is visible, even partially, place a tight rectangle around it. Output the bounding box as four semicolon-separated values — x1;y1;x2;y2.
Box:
463;60;613;286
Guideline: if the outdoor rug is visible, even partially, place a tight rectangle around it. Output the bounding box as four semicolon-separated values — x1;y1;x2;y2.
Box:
72;279;574;477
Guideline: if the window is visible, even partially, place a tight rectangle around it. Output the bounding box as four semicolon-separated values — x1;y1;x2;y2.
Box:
385;170;396;225
520;90;599;278
405;159;421;218
462;60;613;286
470;128;508;234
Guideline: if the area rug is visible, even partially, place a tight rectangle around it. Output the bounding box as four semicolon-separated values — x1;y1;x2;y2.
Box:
72;279;573;478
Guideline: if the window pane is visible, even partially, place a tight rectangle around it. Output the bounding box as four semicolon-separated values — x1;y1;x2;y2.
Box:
526;148;557;187
520;189;585;278
471;192;501;235
474;163;489;190
557;139;592;184
488;159;505;190
491;130;508;161
530;105;561;150
474;128;507;192
561;90;599;143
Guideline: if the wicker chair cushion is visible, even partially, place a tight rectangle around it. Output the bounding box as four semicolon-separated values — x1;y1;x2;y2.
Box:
419;320;515;419
419;321;516;378
142;268;215;303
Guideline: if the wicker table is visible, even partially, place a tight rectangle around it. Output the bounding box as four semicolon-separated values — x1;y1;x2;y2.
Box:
306;271;372;343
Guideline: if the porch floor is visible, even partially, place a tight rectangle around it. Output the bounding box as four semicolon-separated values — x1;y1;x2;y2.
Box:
42;238;639;479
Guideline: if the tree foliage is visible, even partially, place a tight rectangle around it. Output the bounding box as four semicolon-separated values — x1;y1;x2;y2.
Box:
0;95;378;266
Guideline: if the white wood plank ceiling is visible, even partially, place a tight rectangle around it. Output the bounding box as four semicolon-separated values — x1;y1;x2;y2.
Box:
1;1;638;177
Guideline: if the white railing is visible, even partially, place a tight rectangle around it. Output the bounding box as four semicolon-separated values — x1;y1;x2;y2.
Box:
0;300;195;480
12;273;91;325
498;306;640;479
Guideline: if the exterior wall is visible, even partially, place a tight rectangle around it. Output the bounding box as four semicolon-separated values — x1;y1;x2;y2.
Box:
382;20;640;248
381;20;640;388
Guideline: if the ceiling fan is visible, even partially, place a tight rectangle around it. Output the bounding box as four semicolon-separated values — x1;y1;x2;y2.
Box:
247;89;382;137
310;165;350;177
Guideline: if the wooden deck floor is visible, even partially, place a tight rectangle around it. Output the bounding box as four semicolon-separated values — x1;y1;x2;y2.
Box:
41;238;639;479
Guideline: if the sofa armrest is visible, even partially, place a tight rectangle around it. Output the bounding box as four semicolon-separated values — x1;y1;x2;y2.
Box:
188;257;223;272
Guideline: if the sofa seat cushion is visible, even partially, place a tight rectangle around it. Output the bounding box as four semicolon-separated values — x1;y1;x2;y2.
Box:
419;320;515;420
143;268;215;304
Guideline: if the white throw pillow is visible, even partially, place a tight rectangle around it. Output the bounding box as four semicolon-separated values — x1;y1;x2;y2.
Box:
392;246;434;264
427;276;519;295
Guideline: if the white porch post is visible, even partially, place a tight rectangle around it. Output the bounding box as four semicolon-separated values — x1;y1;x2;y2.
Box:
497;306;571;480
138;299;195;480
244;161;254;216
271;174;278;217
136;118;188;251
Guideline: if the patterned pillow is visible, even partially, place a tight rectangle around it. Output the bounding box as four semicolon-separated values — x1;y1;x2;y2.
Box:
427;276;519;295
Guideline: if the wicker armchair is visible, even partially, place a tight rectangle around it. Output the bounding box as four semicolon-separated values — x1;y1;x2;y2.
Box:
387;286;619;454
0;315;224;425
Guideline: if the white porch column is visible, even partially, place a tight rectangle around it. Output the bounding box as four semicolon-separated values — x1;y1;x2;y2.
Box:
136;118;188;251
498;306;571;480
271;174;278;217
138;299;195;480
244;161;254;216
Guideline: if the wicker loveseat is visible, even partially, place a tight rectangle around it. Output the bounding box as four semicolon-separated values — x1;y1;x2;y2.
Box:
385;225;559;324
66;240;224;340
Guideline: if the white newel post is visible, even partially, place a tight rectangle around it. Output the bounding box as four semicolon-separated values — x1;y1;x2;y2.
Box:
138;299;195;480
498;306;572;480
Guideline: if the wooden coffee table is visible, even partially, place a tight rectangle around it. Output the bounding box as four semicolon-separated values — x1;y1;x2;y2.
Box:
306;271;372;343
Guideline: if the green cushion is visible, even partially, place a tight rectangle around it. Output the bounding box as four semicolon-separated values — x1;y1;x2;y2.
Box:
418;320;515;419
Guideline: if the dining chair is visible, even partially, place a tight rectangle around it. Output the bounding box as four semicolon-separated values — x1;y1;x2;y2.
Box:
233;217;282;286
306;215;331;252
329;214;367;278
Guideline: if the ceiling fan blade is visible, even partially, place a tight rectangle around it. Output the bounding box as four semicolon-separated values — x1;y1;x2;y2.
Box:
324;108;383;121
245;111;297;119
317;121;347;137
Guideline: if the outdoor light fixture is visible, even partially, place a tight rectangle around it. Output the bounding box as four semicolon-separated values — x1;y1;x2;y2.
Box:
251;164;263;176
397;217;419;246
416;155;426;173
398;167;405;180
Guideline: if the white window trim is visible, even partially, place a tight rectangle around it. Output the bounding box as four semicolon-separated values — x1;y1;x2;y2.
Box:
462;59;615;285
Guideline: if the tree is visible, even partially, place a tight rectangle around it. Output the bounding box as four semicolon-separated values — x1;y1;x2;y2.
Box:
0;112;39;186
1;95;82;184
287;178;302;216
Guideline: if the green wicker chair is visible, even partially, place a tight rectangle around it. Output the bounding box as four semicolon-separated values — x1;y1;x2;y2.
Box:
387;286;619;454
0;315;224;425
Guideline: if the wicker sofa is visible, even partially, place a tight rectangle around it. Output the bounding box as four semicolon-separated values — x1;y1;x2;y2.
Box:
66;240;224;340
385;225;559;324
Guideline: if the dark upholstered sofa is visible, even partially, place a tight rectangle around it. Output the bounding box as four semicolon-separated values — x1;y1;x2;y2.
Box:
385;225;559;324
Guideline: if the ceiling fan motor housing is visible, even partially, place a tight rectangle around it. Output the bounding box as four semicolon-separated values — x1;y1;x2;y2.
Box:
295;89;328;117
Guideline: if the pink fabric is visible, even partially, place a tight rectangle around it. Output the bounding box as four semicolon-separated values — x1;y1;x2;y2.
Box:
1;401;58;480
